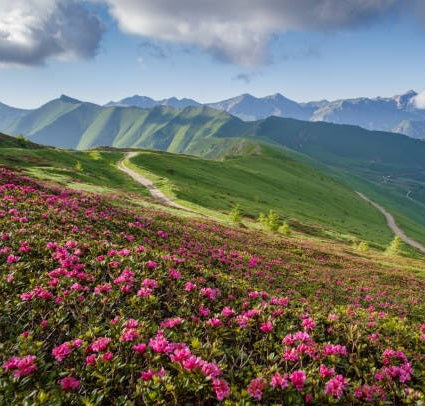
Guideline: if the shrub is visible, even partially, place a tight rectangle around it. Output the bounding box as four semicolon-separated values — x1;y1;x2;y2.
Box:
357;241;369;252
385;235;402;256
228;204;241;224
74;161;83;172
278;221;291;236
259;209;280;232
16;134;29;147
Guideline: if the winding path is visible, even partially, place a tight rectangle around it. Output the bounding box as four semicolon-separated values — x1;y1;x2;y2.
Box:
117;152;191;211
356;192;425;253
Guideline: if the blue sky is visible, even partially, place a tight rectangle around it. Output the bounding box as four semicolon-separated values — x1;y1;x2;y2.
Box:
1;0;424;108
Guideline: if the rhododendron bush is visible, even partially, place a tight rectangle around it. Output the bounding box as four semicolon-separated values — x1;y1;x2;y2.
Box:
0;168;424;404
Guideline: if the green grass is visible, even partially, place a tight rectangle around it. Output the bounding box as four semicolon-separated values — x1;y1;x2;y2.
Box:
128;146;395;247
0;147;149;197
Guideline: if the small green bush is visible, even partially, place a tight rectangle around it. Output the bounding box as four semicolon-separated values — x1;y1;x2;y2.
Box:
75;161;83;172
259;209;280;232
278;221;291;236
357;241;369;252
228;204;242;224
385;235;402;256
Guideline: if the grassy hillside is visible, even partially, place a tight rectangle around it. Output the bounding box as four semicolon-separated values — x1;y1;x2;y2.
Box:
0;134;148;197
239;117;425;244
5;97;102;149
0;132;42;149
1;167;425;404
3;97;425;245
127;146;395;247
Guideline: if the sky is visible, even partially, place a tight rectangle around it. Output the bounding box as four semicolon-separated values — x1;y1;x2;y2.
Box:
1;0;425;109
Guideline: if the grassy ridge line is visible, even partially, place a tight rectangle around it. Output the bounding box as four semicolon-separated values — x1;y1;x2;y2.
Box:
123;153;230;221
0;146;149;197
126;148;396;247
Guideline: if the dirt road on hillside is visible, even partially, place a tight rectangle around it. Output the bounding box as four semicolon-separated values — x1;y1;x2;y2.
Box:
117;152;191;211
356;192;425;254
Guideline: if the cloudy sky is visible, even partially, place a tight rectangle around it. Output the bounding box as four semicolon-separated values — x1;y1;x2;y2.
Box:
1;0;425;108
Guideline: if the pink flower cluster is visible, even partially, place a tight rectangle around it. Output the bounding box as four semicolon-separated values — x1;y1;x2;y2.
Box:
3;355;37;377
324;375;347;398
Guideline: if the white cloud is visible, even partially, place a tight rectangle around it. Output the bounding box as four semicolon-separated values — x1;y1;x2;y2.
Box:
102;0;404;66
412;91;425;109
0;0;104;67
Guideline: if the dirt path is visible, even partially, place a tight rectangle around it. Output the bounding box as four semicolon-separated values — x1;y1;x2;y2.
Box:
356;192;425;253
117;152;191;211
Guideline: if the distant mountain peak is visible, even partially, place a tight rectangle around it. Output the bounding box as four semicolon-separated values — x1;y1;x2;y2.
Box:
59;95;81;104
266;93;287;100
402;90;418;97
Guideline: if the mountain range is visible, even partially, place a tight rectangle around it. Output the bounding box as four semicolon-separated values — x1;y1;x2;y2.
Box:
2;90;425;140
106;90;425;138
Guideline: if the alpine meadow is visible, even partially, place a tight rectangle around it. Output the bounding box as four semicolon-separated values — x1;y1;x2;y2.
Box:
1;1;425;405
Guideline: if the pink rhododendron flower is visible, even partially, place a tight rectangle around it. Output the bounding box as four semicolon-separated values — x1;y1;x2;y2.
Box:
102;351;114;361
182;355;204;371
149;330;171;354
169;268;181;278
201;287;221;301
199;305;210;317
137;287;152;297
60;376;80;391
283;348;299;361
120;329;139;342
170;346;191;363
302;317;316;331
142;278;157;288
3;355;37;378
132;343;147;353
260;321;273;332
320;364;335;378
91;337;110;352
160;317;183;328
185;281;197;291
323;344;348;356
324;375;347;399
110;316;120;325
290;370;306;391
86;354;97;365
124;319;139;329
52;342;71;362
212;378;230;401
247;377;267;400
202;362;222;378
72;339;83;348
221;306;235;317
270;372;289;389
94;283;111;294
140;369;155;381
207;317;222;327
7;254;20;263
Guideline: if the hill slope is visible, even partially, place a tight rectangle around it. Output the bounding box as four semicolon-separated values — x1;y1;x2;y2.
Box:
1;167;425;404
127;147;394;246
2;99;425;242
0;102;31;128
